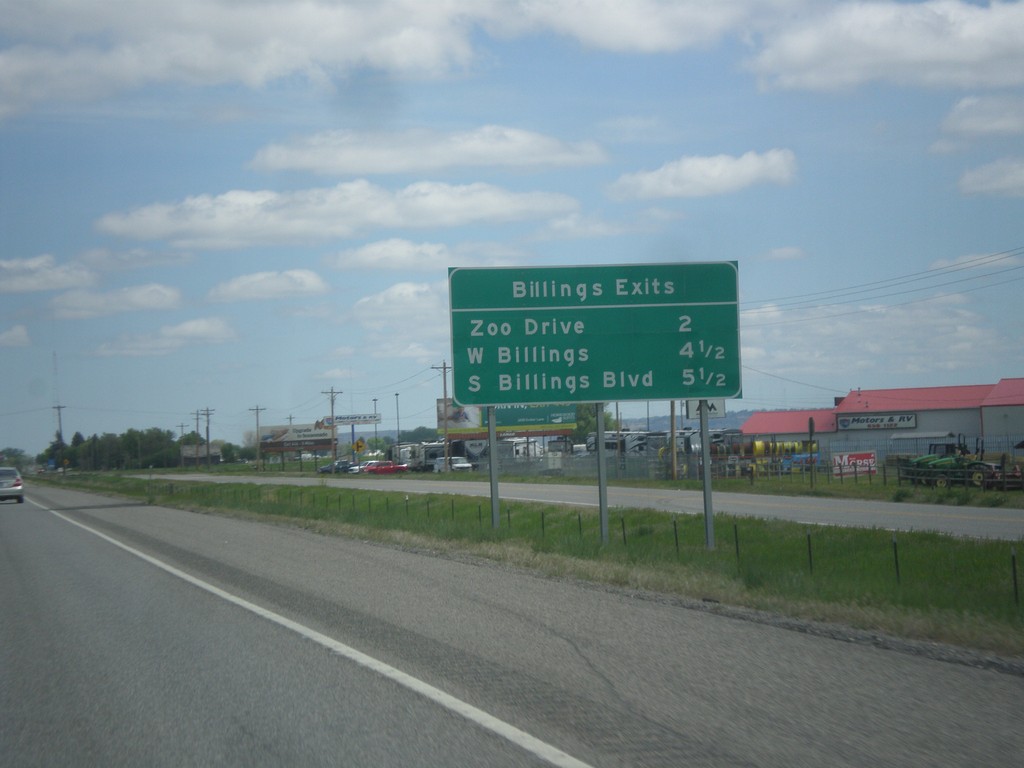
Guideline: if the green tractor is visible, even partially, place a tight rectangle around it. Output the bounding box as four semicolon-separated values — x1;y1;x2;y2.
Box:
901;436;997;488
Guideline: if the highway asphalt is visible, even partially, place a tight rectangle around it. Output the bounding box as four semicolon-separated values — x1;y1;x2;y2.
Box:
3;484;1022;766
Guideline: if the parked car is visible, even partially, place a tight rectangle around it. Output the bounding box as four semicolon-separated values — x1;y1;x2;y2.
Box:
0;467;24;503
349;461;380;474
317;460;354;474
363;461;409;474
433;456;473;472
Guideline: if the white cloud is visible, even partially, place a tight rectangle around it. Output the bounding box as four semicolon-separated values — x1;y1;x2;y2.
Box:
0;1;773;119
0;324;30;347
749;1;1024;91
608;149;796;199
252;125;606;175
354;281;448;325
315;367;359;382
97;316;237;356
53;283;182;318
597;115;674;144
328;238;525;271
742;293;1016;379
78;247;193;271
0;254;96;293
96;180;579;248
7;1;1020;120
207;270;329;302
352;281;449;360
538;213;627;239
489;0;756;52
958;158;1024;197
0;1;478;119
942;95;1024;137
763;246;806;261
329;239;454;271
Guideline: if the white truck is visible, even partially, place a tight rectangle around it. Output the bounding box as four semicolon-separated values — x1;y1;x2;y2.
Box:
433;456;473;472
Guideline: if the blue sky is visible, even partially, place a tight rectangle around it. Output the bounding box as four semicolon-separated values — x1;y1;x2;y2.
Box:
2;0;1023;455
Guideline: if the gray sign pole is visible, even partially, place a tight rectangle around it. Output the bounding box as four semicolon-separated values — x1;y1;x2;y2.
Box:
700;399;715;549
487;406;500;529
596;402;609;544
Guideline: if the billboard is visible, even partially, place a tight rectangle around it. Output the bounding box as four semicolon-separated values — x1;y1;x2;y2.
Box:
334;413;382;425
832;451;878;477
437;400;576;438
260;424;334;453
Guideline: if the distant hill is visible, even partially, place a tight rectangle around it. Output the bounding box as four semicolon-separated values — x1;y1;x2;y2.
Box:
620;409;754;432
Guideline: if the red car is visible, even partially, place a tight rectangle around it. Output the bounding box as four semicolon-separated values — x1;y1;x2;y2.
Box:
363;461;409;474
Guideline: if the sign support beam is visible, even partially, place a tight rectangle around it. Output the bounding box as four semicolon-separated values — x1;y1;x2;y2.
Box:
488;406;500;529
699;399;715;550
596;402;609;545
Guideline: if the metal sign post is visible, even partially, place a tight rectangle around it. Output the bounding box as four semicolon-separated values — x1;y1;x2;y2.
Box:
488;406;500;528
596;403;609;544
699;399;715;550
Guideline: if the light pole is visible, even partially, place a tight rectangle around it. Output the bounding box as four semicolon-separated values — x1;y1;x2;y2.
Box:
394;392;401;460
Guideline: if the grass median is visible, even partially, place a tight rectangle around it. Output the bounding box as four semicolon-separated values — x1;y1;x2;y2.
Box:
39;472;1024;658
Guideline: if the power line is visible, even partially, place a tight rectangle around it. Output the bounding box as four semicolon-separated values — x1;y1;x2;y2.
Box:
742;365;846;394
744;246;1024;311
743;273;1024;328
743;262;1024;317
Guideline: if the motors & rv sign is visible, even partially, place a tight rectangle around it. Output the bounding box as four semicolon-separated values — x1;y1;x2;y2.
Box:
837;414;916;431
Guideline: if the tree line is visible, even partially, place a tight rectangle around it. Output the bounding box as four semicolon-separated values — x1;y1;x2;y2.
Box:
34;429;253;471
6;405;617;473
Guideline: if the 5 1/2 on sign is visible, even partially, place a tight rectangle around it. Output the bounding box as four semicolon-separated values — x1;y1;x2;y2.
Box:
682;367;728;388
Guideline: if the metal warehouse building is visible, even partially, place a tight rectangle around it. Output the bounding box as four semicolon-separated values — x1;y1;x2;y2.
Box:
741;378;1024;464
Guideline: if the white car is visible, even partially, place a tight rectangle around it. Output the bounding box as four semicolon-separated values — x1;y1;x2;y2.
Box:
0;467;24;503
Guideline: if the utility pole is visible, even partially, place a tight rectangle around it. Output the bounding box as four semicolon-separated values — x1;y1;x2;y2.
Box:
432;360;450;471
201;408;214;470
250;405;266;470
322;387;341;461
192;410;201;468
52;352;65;474
394;392;401;461
53;404;65;474
372;398;378;449
177;422;187;468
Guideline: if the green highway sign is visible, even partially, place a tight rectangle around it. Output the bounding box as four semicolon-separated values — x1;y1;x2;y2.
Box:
449;262;741;406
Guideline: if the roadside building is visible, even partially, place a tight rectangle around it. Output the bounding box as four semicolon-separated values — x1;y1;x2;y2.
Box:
981;378;1024;448
741;378;1024;465
741;408;836;444
180;444;222;467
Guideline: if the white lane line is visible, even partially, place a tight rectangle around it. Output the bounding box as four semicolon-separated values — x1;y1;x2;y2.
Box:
45;504;594;768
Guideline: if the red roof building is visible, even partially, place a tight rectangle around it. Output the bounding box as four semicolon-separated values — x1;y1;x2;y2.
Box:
833;384;995;414
981;378;1024;407
739;379;1024;459
741;409;836;436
